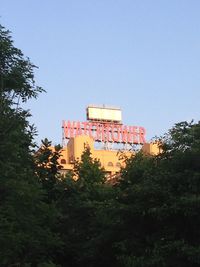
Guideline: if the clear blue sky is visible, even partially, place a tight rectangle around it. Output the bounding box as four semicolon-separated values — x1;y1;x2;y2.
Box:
1;0;200;145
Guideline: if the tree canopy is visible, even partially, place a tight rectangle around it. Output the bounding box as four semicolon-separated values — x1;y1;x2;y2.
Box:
115;121;200;267
0;24;60;267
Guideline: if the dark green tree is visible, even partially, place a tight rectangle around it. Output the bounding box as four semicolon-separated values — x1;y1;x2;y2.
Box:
55;146;120;267
113;121;200;267
35;138;63;202
73;145;106;189
0;24;60;266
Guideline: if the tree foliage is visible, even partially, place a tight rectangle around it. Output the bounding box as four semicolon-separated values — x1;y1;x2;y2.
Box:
73;145;106;188
0;24;60;266
114;121;200;267
35;138;63;202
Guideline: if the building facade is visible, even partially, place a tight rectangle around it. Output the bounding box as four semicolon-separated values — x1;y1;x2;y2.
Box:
58;135;160;178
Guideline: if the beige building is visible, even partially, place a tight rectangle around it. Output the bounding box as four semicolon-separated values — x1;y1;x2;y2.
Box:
58;135;160;178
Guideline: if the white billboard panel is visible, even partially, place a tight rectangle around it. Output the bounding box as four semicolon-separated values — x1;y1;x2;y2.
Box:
87;106;122;122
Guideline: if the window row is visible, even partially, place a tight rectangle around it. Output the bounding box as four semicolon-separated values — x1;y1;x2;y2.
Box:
107;162;121;167
60;159;121;168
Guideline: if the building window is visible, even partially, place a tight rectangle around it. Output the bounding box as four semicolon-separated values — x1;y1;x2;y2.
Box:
116;162;121;168
108;162;113;167
61;159;66;164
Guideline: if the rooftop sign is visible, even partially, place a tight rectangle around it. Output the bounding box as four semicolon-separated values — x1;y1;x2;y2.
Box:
62;120;146;144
